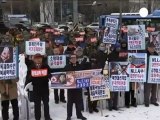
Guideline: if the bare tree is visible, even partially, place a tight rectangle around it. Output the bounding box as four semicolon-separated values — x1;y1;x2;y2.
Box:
40;0;54;23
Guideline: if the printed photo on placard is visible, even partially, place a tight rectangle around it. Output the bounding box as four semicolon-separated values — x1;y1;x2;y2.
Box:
103;17;119;44
0;46;18;80
128;53;147;82
150;31;160;54
51;71;76;89
0;46;13;63
127;25;145;50
109;62;130;91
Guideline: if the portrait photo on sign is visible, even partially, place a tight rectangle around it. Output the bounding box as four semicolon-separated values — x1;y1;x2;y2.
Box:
65;71;76;87
109;62;130;77
0;46;13;63
51;72;67;85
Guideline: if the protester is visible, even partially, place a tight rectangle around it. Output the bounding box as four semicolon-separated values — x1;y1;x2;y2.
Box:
65;53;87;120
0;79;19;120
144;42;159;107
119;40;137;108
106;43;121;111
51;47;66;104
96;43;108;69
87;52;99;113
25;53;52;120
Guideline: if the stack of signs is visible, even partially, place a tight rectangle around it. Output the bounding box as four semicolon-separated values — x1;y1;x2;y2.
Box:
109;62;130;91
127;25;145;50
48;55;66;69
25;41;46;55
128;53;147;82
150;31;160;55
0;46;18;80
103;17;119;44
148;56;160;83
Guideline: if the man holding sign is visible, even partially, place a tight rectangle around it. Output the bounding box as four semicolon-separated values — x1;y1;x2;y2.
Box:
25;53;52;120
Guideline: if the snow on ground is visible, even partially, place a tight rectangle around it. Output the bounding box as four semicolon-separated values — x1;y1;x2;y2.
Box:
1;90;160;120
1;56;160;120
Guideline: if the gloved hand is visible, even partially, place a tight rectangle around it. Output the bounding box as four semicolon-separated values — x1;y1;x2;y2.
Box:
24;82;33;91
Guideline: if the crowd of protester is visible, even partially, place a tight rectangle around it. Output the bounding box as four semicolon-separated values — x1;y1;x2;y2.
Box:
0;25;159;120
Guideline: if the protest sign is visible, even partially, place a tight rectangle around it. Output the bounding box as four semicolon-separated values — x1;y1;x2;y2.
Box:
0;46;18;80
109;62;130;91
128;53;147;82
148;56;160;83
75;37;84;42
50;69;103;89
54;35;65;44
89;75;110;101
31;69;48;77
48;55;66;69
25;41;46;55
127;25;145;50
51;72;76;89
103;17;119;44
150;31;160;54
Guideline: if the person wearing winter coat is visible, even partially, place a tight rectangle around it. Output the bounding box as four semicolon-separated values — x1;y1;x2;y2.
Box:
51;47;66;104
0;79;19;120
87;52;99;113
65;53;87;120
119;40;137;108
144;42;159;107
25;53;52;120
96;43;108;69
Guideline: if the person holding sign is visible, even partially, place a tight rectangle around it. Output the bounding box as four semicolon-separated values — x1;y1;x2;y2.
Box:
65;54;87;120
25;53;52;120
0;79;19;120
51;47;66;104
144;42;159;107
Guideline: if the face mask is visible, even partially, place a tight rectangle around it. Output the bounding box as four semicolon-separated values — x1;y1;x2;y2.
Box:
99;47;106;51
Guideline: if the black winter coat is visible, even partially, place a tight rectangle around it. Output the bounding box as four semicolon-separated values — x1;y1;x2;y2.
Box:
25;58;51;94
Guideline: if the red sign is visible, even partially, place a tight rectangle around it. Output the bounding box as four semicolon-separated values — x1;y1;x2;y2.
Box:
90;37;97;42
31;69;48;77
46;29;54;33
75;37;84;42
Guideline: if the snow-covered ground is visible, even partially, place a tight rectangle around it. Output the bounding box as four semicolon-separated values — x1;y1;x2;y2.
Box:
1;55;160;120
1;89;160;120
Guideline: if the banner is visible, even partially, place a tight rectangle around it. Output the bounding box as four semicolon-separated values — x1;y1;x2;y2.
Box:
50;69;102;89
150;31;160;54
25;41;46;55
148;56;160;83
103;17;119;44
109;62;130;91
128;53;147;82
89;76;110;101
127;25;145;50
0;46;18;80
48;55;66;69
